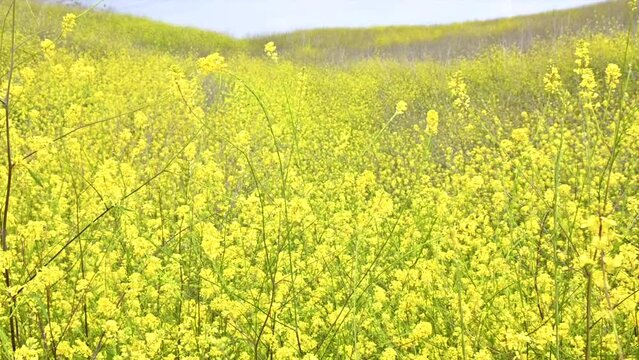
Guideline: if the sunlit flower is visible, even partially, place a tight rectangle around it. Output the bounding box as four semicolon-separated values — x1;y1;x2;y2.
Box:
426;109;439;135
56;341;74;359
104;320;118;337
197;52;227;74
511;127;530;144
380;348;397;360
264;41;279;62
41;38;56;58
448;71;470;112
574;40;591;69
543;65;563;94
605;63;622;90
395;100;408;115
62;13;77;37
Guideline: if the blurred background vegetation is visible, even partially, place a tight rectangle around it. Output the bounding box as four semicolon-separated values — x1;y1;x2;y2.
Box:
26;1;633;63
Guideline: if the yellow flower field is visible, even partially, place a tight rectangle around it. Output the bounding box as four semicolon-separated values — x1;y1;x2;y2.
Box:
0;1;638;359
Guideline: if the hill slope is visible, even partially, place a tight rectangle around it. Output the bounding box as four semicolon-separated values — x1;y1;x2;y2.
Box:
31;0;632;62
249;0;631;62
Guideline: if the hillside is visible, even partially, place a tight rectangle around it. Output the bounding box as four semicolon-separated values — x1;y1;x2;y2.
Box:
22;1;244;56
1;0;638;359
28;0;632;62
248;1;632;62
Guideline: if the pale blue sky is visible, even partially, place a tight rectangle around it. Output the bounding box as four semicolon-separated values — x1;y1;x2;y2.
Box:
76;0;605;37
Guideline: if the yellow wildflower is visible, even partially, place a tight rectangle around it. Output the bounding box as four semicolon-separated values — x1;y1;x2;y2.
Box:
41;39;56;58
56;341;74;359
543;65;563;94
449;71;470;112
411;321;433;341
14;346;39;360
104;320;118;337
574;40;591;69
395;100;408;115
73;340;92;357
511;128;530;144
426;109;439;135
62;13;77;38
380;348;397;360
197;52;227;74
264;41;279;62
605;63;621;90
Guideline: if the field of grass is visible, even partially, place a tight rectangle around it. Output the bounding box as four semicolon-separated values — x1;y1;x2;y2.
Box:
0;0;638;359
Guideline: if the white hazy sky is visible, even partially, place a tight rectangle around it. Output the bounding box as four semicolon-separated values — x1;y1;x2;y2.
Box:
76;0;606;38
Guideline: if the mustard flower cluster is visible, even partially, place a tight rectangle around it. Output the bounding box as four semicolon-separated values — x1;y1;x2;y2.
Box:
61;13;77;38
543;65;563;95
264;41;279;62
425;109;439;135
197;52;227;74
395;100;408;115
